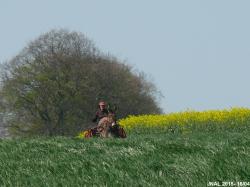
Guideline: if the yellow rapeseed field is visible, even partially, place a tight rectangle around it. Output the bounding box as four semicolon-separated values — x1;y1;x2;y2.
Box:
118;107;250;132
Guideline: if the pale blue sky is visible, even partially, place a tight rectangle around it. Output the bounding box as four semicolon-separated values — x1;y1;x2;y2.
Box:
1;0;250;113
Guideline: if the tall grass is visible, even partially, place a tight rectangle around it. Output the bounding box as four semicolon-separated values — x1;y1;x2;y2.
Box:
1;108;250;186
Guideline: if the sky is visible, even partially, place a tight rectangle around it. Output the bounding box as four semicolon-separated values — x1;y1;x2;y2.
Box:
0;0;250;113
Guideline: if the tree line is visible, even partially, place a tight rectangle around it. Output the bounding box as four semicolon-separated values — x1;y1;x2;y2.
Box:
0;29;162;136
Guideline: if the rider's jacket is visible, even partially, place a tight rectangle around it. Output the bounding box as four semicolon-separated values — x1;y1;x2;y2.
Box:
92;108;109;123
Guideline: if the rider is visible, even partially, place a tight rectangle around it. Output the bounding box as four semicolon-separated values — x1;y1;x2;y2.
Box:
92;101;109;124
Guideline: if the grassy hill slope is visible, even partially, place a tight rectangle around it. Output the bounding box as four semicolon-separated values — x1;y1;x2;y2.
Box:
0;128;250;186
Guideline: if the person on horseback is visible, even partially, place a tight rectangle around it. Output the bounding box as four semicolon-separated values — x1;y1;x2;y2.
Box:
84;100;126;138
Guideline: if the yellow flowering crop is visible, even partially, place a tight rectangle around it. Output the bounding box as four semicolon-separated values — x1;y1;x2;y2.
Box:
118;107;250;132
76;130;88;139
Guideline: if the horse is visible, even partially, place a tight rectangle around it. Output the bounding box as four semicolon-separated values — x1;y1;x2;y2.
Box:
84;111;126;138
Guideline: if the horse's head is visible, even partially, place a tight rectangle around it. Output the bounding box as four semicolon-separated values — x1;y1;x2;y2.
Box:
97;112;116;138
107;112;116;126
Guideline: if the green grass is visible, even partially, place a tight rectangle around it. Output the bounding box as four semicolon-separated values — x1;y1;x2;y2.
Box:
0;128;250;186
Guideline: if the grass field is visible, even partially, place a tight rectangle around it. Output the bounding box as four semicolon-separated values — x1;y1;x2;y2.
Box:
0;130;250;186
1;108;250;186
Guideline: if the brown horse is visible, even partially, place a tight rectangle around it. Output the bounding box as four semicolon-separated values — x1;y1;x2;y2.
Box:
84;112;126;138
97;112;116;138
